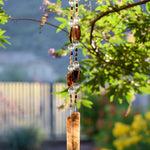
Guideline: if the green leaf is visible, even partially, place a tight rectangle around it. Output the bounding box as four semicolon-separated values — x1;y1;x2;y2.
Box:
82;100;93;108
55;17;67;23
0;0;4;5
57;0;61;7
56;23;66;33
146;2;150;13
139;86;150;94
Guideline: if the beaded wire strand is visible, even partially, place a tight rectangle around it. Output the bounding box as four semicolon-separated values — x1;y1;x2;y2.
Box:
68;0;81;112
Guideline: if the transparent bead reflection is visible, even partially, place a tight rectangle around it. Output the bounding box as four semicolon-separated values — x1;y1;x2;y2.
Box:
69;0;74;6
74;17;80;24
73;61;79;68
73;41;79;47
68;20;74;27
68;44;74;51
68;64;74;72
73;83;79;90
68;87;74;94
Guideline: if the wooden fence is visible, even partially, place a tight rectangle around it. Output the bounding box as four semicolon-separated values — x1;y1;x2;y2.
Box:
0;82;69;138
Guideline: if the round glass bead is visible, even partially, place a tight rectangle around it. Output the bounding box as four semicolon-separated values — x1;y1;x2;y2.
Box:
68;87;74;94
74;0;80;2
73;41;79;47
73;17;80;24
68;20;74;27
68;64;74;72
69;0;74;6
68;44;74;51
73;84;79;90
73;61;79;68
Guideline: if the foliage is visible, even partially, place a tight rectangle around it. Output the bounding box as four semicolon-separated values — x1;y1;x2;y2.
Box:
5;126;44;150
80;93;139;149
113;111;150;150
0;0;10;48
41;0;150;105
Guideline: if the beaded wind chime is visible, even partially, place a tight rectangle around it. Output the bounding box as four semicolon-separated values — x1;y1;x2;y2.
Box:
66;0;81;150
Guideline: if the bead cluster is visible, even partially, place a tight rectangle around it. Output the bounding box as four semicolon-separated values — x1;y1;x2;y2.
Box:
67;0;81;110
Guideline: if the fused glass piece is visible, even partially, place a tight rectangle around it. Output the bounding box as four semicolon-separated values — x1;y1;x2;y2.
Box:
70;27;73;43
72;24;81;40
72;68;81;83
67;72;74;87
73;61;80;68
68;64;74;72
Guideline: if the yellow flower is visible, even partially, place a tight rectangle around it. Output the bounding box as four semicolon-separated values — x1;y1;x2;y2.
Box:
131;114;147;132
113;138;125;150
113;122;130;137
145;111;150;120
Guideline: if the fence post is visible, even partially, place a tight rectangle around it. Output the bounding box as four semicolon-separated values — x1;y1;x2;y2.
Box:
50;82;54;139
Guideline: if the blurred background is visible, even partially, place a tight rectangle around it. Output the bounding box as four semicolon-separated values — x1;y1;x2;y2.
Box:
0;0;150;150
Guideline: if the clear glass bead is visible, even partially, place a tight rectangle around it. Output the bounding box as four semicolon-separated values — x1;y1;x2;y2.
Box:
68;64;74;72
73;83;79;90
69;0;74;6
68;20;74;27
68;87;74;94
73;41;79;47
73;17;80;24
68;44;74;51
73;61;79;68
74;0;80;2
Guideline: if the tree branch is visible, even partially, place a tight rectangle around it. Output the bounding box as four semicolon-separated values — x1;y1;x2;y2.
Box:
10;17;69;34
90;0;150;44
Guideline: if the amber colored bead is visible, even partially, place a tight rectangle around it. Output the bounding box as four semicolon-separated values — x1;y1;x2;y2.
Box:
75;48;78;52
70;60;73;64
76;8;78;12
76;3;78;7
70;99;72;103
71;11;73;15
75;95;77;98
71;51;73;55
75;12;78;17
70;56;73;60
70;95;72;98
72;24;81;40
75;57;78;61
75;99;77;103
69;104;72;107
71;6;73;10
75;52;78;56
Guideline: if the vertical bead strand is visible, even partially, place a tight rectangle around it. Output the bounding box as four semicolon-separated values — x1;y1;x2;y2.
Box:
68;0;74;27
74;1;80;24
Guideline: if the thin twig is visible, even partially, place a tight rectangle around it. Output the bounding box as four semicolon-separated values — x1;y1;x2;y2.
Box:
10;17;69;34
90;0;150;44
